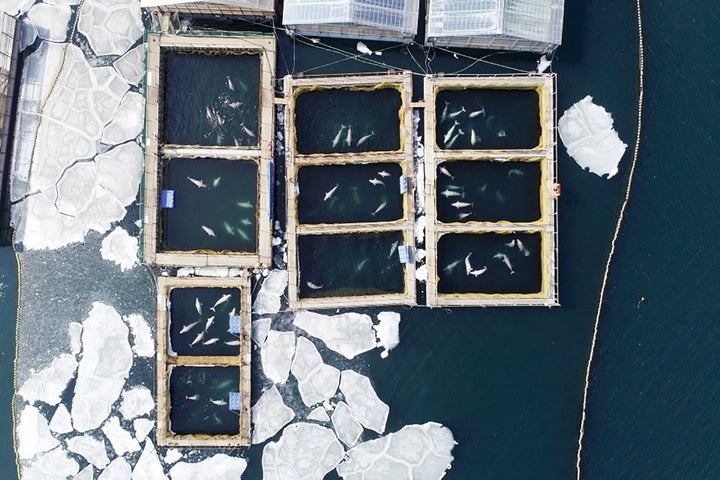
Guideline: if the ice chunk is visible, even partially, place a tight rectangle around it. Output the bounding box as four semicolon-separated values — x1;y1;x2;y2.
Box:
253;270;287;314
49;404;73;434
74;465;94;480
98;457;131;480
18;353;77;406
339;370;389;434
261;330;296;384
101;91;144;145
69;322;83;355
164;448;183;465
415;248;426;261
336;422;457;480
113;43;145;87
71;303;133;432
102;416;140;456
169;453;248;480
66;434;110;469
101;227;138;272
132;440;165;480
133;418;153;442
78;0;143;56
119;386;154;420
294;311;376;360
307;406;330;423
22;446;79;480
95;141;143;206
262;423;344;480
415;215;426;244
252;317;271;346
251;386;295;445
558;95;628;178
17;405;60;459
332;401;363;447
375;311;400;359
415;263;427;282
125;313;154;357
291;336;340;407
26;3;71;42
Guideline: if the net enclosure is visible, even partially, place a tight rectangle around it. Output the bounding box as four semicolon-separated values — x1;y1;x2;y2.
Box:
139;0;274;16
425;0;565;53
282;0;420;42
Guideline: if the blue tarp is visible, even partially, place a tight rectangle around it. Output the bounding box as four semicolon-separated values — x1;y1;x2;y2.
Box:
228;314;242;334
398;245;413;263
229;392;241;411
160;190;175;208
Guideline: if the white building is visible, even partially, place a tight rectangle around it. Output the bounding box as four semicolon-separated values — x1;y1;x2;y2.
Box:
426;0;565;53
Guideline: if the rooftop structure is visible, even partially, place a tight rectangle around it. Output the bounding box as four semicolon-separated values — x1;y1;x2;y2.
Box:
282;0;420;42
140;0;274;16
425;0;565;54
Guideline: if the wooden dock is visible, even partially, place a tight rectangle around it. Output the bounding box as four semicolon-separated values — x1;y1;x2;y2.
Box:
155;275;252;447
423;74;559;307
142;33;275;269
283;72;417;310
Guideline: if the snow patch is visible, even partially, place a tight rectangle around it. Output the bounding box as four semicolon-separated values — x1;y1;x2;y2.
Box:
168;454;248;480
261;330;296;384
18;405;60;459
18;353;77;406
101;227;138;272
374;311;401;358
339;370;389;434
262;423;344;480
415;215;426;244
253;270;287;315
251;385;295;445
415;263;428;282
294;310;376;360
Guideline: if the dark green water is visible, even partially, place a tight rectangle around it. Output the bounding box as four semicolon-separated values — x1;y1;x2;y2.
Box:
0;247;17;474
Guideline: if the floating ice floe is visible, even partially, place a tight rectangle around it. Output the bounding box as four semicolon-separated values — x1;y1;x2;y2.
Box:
291;336;340;407
251;385;295;444
132;418;154;443
340;370;389;434
101;91;144;145
163;449;183;465
71;303;133;432
119;386;154;420
169;454;248;480
26;2;72;42
96;142;143;206
294;310;376;360
415;264;428;282
49;404;73;435
332;401;363;447
98;457;131;480
22;446;79;480
101;227;139;272
132;440;165;480
18;353;77;406
558;95;628;178
77;0;143;57
75;464;94;480
113;43;145;87
415;215;426;244
374;311;401;359
125;313;154;357
101;416;140;456
65;434;110;469
261;330;296;384
252;317;271;346
262;423;344;480
253;270;288;315
336;422;457;480
68;322;83;356
307;406;330;423
17;405;60;459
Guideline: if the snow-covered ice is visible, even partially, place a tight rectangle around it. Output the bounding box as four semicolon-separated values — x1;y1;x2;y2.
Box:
98;457;131;480
22;446;79;480
558;95;628;178
68;322;83;356
336;422;456;480
102;416;140;456
251;385;295;444
18;353;77;406
26;2;71;42
74;465;94;480
262;423;344;480
307;406;330;422
101;91;144;145
65;434;110;469
132;418;153;443
374;311;401;358
261;330;296;384
77;0;143;57
332;401;363;447
119;386;154;420
49;404;73;434
125;313;154;357
163;449;183;465
339;370;389;434
132;440;165;480
18;405;60;459
169;454;248;480
101;227;138;272
113;43;145;87
294;310;376;360
415;263;427;282
252;317;271;346
415;215;426;244
253;270;287;314
291;336;340;407
72;303;133;432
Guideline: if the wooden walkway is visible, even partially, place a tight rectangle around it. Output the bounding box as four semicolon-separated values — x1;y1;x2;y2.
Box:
142;33;275;268
283;72;417;310
423;74;559;307
155;275;252;447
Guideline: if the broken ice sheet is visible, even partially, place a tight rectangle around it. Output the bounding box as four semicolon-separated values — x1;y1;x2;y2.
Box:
253;270;288;315
291;336;340;407
262;423;344;480
101;415;140;456
331;401;363;447
339;369;389;434
49;404;73;435
77;0;143;57
18;353;77;406
294;310;376;360
252;317;271;347
98;457;131;480
374;311;401;358
101;227;139;272
132;440;165;480
17;405;59;459
169;454;247;480
251;385;295;445
125;313;154;357
26;2;71;42
65;434;110;469
119;386;154;420
261;330;296;384
22;446;79;480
